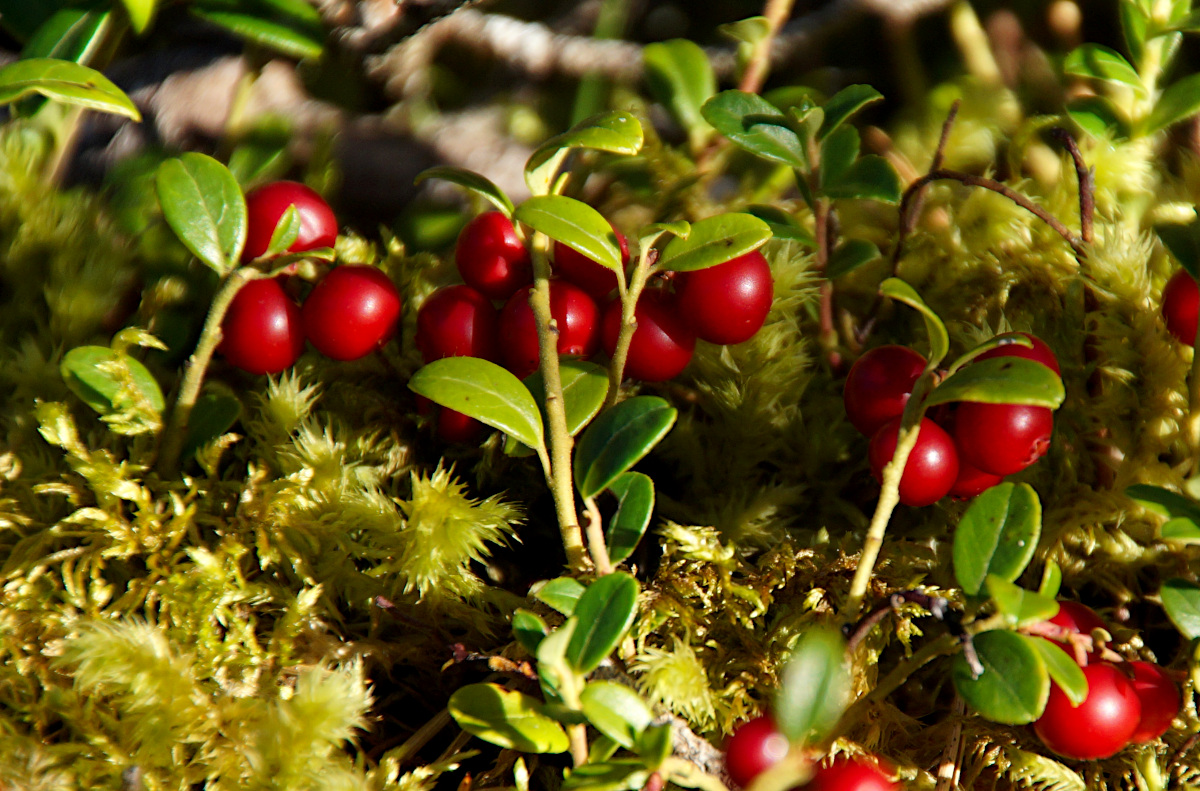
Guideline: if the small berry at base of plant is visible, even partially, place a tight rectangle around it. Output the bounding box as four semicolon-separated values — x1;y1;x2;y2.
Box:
218;277;305;374
498;280;600;379
455;211;533;301
868;416;959;507
674;250;773;345
1162;269;1199;346
802;756;898;791
242;181;338;262
1033;662;1141;760
1127;661;1180;743
302;265;402;361
843;345;926;436
953;401;1053;476
601;289;695;382
723;715;789;788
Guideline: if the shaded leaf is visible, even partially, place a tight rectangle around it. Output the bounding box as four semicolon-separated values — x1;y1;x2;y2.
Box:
1063;44;1145;93
636;723;673;768
818;125;859;190
580;680;654;748
1029;636;1089;708
536;618;577;703
953;483;1041;597
62;346;165;416
562;759;650;791
1038;560;1062;599
566;572;638;673
746;204;815;245
515;195;622;272
606;472;654;564
1157;221;1200;279
774;626;849;746
821;155;901;203
534;577;587;616
181;391;242;459
952;630;1049;725
818;84;883;139
925;357;1066;409
701;90;808;169
826;238;880;279
1161;578;1200;638
1145;73;1200;135
408;357;544;450
879;277;948;366
1126;483;1200;522
512;609;549;655
525;111;643;195
574;396;677;499
523;360;609;439
190;6;323;60
657;213;772;273
0;57;140;120
643;39;715;143
22;6;111;63
155;153;247;273
415;166;514;216
1066;96;1130;140
448;683;569;753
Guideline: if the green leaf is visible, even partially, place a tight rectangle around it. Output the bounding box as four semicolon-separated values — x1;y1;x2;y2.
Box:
774;626;849;746
566;572;638;673
512;609;549;655
821;155;901;203
515;195;622;272
878;277;949;366
414;166;515;216
0;1;67;42
643;39;716;143
925;357;1066;409
1038;560;1062;600
181;391;242;459
657;213;772;273
537;617;578;702
818;125;859;190
1145;73;1200;135
635;723;673;768
1063;44;1145;94
523;360;609;439
826;238;880;279
640;221;691;244
22;6;111;63
986;576;1059;627
701;90;808;170
818;84;883;139
746;205;815;245
62;346;166;416
1121;1;1149;65
589;735;622;764
155;153;247;274
227;119;293;187
574;396;677;499
448;683;569;754
953;483;1042;597
117;0;156;33
189;8;323;60
1162;517;1200;543
265;204;301;258
1067;96;1130;140
1029;636;1089;708
408;357;544;450
606;472;654;565
534;577;587;616
1127;483;1200;522
1160;578;1200;638
525;111;643;196
580;681;654;748
1157;222;1200;279
0;58;140;120
562;760;650;791
952;630;1049;725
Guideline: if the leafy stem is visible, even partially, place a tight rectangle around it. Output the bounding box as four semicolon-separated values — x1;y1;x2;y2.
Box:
605;243;659;408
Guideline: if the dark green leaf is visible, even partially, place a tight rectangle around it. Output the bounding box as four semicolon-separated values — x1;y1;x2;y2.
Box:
1127;483;1200;522
0;1;67;42
117;0;155;33
534;577;587;616
774;626;849;746
818;125;859;190
635;723;672;768
925;357;1066;409
523;360;609;439
606;472;654;565
1161;578;1200;638
1157;223;1200;279
1121;1;1148;65
1145;73;1200;134
879;277;948;366
826;238;880;279
1162;517;1200;544
701;90;808;170
745;205;815;245
952;630;1049;725
580;680;654;748
1038;560;1062;599
448;683;569;753
525;111;643;195
986;576;1059;627
408;357;544;450
0;58;140;120
657;213;772;273
818;84;883;139
821;155;901;203
155;153;247;273
574;396;677;499
1063;44;1145;93
1029;636;1089;707
643;39;715;142
512;609;549;655
515;195;622;272
953;482;1041;597
562;760;650;791
181;391;242;459
1067;96;1130;140
536;617;578;702
22;6;110;63
415;166;515;216
227;119;293;187
189;8;323;60
62;346;165;416
566;572;638;673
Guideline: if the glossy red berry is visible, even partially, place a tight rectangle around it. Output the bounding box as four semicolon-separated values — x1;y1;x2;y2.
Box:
499;280;600;379
804;756;898;791
844;345;927;436
302;265;402;361
437;407;484;444
674;250;773;345
455;211;533;301
416;285;500;363
868;417;959;507
601;289;695;382
1049;601;1108;637
219;277;305;374
724;716;788;788
953;401;1053;476
1127;661;1180;743
974;332;1061;375
1034;662;1140;760
553;224;629;299
948;460;1004;499
242;181;338;262
1163;269;1199;346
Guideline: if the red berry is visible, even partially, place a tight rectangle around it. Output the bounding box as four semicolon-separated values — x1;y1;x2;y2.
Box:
948;460;1004;499
974;332;1061;375
553;223;629;299
1034;662;1141;760
455;211;533;301
868;417;959;507
1127;661;1180;743
724;716;788;788
242;181;338;262
219;277;305;374
437;407;484;444
674;250;773;345
302;265;402;361
499;280;600;379
953;402;1053;476
804;756;898;791
843;346;927;436
1163;269;1199;346
1049;601;1108;637
416;285;500;363
601;289;695;382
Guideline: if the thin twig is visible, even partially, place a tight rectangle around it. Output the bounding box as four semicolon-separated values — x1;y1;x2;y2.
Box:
891;100;960;271
1050;127;1094;247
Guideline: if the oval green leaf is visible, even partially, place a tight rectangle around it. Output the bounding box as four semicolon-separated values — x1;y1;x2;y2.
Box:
1063;44;1145;94
62;346;165;416
574;396;677;500
1161;578;1200;639
533;576;587;616
1126;483;1200;522
513;608;550;655
1162;517;1200;543
515;195;621;272
952;630;1049;725
181;390;242;459
701;90;808;169
580;680;654;748
1029;634;1089;707
1145;73;1200;135
606;471;654;565
1038;560;1062;599
448;683;569;754
925;357;1066;409
879;277;949;366
118;0;156;33
0;57;140;120
657;213;772;273
985;575;1058;627
818;125;859;190
635;723;673;769
826;238;880;279
537;617;577;703
818;84;883;139
189;8;323;60
822;155;901;203
408;357;544;450
774;626;849;746
524;360;609;439
265;204;301;258
643;39;715;142
953;482;1041;597
566;572;638;673
746;205;815;245
415;166;515;216
525;111;643;196
155;153;247;274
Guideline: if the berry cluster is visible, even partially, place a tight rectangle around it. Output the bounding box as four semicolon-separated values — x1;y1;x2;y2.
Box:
724;715;897;791
844;332;1059;506
218;182;402;375
414;210;774;440
1032;601;1180;760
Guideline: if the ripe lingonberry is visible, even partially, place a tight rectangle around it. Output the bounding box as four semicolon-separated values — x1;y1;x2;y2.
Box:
953;401;1053;476
499;280;600;379
1042;600;1108;663
417;396;482;444
1033;662;1140;760
868;417;959;507
724;715;788;788
948;460;1004;499
455;211;533;301
843;345;926;436
302;265;402;361
1127;661;1180;743
601;289;695;382
804;756;898;791
219;277;305;374
974;331;1061;375
1163;269;1199;346
674;250;773;345
416;284;500;363
242;181;338;262
553;223;629;299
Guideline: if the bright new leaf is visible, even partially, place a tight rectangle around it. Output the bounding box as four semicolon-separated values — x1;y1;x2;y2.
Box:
448;683;569;753
985;575;1058;627
408;357;544;451
62;346;165;418
1029;636;1089;707
1063;44;1145;94
534;576;587;616
879;278;949;366
525;111;643;196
